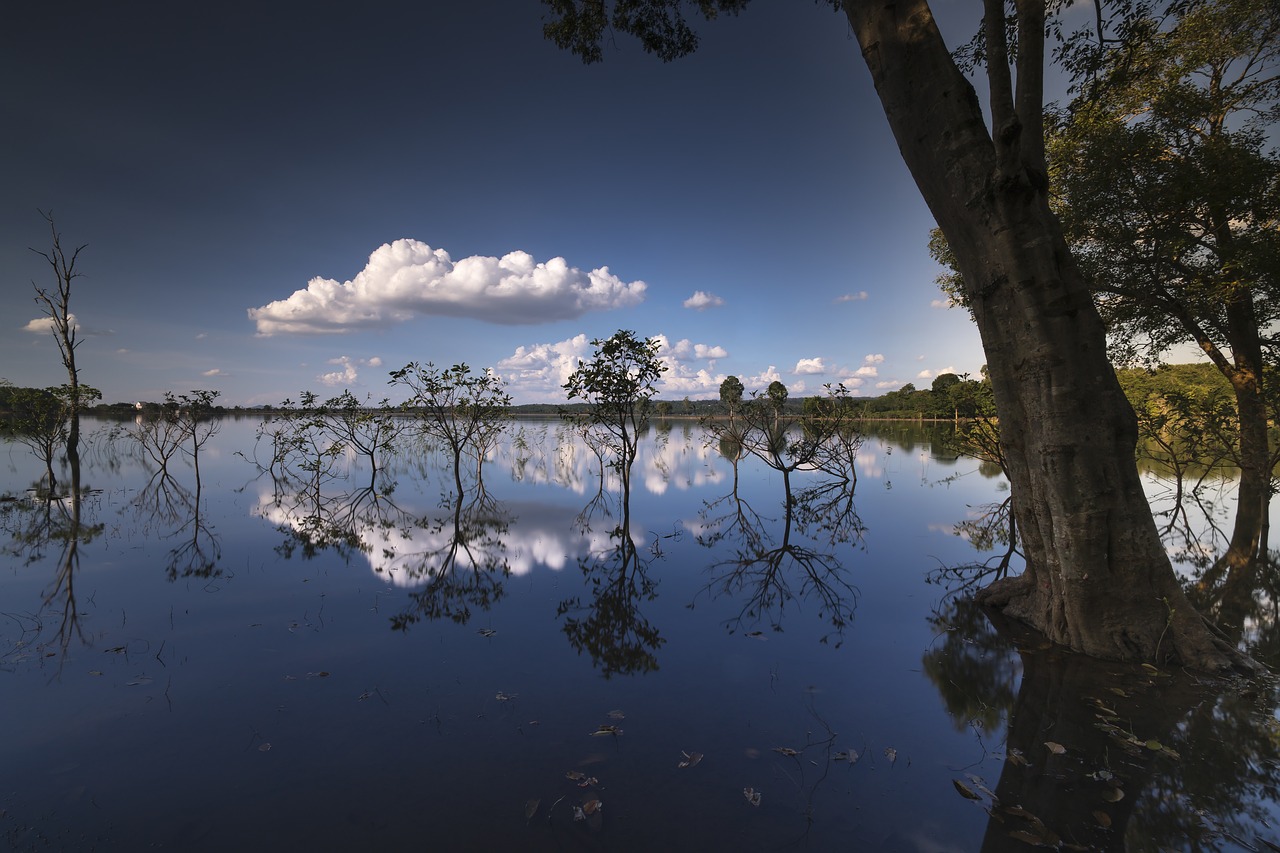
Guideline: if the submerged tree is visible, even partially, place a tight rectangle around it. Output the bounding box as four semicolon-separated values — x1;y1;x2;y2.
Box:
563;330;665;501
390;363;511;496
540;0;1255;669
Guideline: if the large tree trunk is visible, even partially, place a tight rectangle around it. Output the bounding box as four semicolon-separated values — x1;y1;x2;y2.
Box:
844;0;1249;671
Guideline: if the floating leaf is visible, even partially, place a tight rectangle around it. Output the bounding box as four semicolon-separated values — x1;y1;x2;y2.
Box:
884;748;897;765
573;806;586;822
1161;745;1181;760
582;798;602;816
478;628;497;638
1144;739;1163;751
565;770;586;781
773;747;800;757
833;749;860;765
524;798;540;820
1141;663;1159;674
577;777;599;788
1107;687;1128;697
1092;810;1112;828
1044;741;1066;755
495;692;517;702
1101;787;1125;803
1089;769;1114;782
258;742;272;752
1006;748;1027;767
590;725;622;737
743;788;762;807
952;779;981;800
607;709;625;721
745;631;767;640
88;670;103;677
678;751;703;768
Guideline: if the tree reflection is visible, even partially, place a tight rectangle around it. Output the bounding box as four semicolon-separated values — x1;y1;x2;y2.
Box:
923;597;1280;850
694;467;861;646
0;451;102;664
390;487;513;629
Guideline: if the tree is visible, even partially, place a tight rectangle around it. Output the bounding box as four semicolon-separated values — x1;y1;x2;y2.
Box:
541;0;1252;669
163;390;221;492
1047;0;1280;579
30;211;88;475
389;362;512;496
563;330;665;501
719;374;744;418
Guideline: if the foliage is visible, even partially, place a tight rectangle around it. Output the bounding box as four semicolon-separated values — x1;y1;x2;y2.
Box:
563;330;665;483
390;362;511;489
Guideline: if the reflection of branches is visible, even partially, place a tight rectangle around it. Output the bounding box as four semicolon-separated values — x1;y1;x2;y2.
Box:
1;454;103;666
559;469;663;677
558;526;663;677
920;596;1019;735
390;488;512;628
694;476;859;646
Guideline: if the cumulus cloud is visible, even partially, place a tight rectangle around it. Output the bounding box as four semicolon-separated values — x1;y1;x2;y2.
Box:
653;335;728;363
794;357;826;375
683;290;725;310
864;353;885;365
201;368;226;378
931;294;959;309
835;292;869;303
248;240;647;335
875;380;900;390
497;334;592;400
23;313;80;334
854;365;878;377
318;355;383;387
747;366;782;390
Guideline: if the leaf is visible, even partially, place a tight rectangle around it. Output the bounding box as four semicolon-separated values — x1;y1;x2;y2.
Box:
952;779;982;800
833;749;860;765
477;628;497;638
565;770;586;781
884;747;897;765
1092;810;1112;828
590;725;622;737
745;631;768;641
678;751;703;768
88;670;103;676
1044;741;1066;755
1107;687;1128;697
577;777;599;788
773;747;800;757
524;799;540;820
743;787;762;807
1144;739;1163;751
1161;744;1181;760
1006;748;1027;767
495;692;517;702
582;798;602;815
258;742;272;752
607;709;625;720
1101;787;1125;803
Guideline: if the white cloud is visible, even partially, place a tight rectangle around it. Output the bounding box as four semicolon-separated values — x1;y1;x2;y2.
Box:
794;357;826;375
875;380;899;390
931;293;958;309
683;290;724;310
201;368;226;378
863;353;885;365
195;332;208;340
497;334;592;401
835;292;869;303
23;313;80;334
917;369;934;379
855;365;878;377
747;366;782;391
654;335;728;363
318;355;383;387
249;240;647;335
790;380;807;394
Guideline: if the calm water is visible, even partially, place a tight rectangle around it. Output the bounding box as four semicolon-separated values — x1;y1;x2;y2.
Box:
1;417;1277;851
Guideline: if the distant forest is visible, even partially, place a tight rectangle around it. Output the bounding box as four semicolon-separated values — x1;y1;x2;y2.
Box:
0;362;1239;423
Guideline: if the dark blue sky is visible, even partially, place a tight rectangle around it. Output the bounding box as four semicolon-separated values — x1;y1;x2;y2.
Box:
3;0;989;405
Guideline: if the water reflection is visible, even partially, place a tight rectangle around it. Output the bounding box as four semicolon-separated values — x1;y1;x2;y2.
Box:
924;597;1280;851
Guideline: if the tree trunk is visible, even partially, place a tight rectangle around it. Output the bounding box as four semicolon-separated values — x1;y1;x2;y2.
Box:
844;0;1249;671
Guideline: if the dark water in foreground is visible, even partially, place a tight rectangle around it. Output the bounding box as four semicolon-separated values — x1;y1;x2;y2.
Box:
1;418;1277;851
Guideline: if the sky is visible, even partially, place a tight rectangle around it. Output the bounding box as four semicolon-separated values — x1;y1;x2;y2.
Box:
3;0;994;407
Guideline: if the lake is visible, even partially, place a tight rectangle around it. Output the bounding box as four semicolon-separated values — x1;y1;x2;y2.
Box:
2;415;1277;851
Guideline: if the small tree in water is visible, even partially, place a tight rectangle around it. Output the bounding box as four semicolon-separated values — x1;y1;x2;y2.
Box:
563;330;665;498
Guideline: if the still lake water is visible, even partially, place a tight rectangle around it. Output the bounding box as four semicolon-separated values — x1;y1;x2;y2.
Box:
2;416;1278;851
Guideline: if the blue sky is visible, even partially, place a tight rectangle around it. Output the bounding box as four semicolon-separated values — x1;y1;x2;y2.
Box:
3;0;991;406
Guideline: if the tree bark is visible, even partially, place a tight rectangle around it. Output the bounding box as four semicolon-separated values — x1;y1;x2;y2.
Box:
843;0;1250;671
